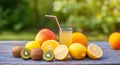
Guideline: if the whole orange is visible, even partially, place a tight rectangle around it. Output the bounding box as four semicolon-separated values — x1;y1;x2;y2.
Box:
108;32;120;50
72;32;88;47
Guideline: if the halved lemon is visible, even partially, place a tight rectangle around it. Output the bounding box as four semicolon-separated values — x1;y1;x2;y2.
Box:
87;44;103;60
54;45;69;60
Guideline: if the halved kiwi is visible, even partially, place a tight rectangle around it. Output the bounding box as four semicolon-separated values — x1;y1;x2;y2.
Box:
43;50;54;61
21;48;31;60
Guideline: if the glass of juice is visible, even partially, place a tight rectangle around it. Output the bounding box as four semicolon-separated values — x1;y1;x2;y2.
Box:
59;28;72;47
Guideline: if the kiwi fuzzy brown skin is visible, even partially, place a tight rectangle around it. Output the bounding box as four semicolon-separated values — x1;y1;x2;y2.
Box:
12;46;24;57
21;48;31;60
30;48;43;60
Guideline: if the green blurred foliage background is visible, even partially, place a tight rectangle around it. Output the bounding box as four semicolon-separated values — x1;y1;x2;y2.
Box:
0;0;120;41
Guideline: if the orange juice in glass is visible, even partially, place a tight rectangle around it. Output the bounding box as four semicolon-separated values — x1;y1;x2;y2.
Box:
59;28;72;47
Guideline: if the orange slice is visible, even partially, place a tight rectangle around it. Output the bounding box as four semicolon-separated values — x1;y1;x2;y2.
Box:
54;45;69;60
87;44;103;60
41;40;59;52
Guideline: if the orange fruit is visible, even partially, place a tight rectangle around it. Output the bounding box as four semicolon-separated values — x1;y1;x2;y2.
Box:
108;32;120;50
72;32;88;47
69;43;86;60
41;40;59;52
87;44;103;60
54;45;69;60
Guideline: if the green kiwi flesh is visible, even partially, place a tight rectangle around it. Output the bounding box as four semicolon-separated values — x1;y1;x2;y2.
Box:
43;50;54;61
21;48;31;60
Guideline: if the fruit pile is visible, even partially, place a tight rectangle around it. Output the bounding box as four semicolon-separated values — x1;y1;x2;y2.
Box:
12;28;103;61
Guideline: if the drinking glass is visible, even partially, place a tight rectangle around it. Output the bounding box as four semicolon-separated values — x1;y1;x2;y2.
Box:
59;28;72;47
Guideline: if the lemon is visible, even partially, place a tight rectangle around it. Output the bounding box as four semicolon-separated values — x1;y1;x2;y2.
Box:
41;40;59;52
87;44;103;60
25;41;41;50
69;43;86;60
54;45;69;60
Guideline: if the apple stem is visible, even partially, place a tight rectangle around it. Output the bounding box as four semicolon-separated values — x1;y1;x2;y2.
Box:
45;15;62;32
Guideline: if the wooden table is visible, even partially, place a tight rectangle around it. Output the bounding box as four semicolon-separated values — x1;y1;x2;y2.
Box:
0;41;120;65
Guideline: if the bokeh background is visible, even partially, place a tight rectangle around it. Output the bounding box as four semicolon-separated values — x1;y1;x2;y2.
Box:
0;0;120;41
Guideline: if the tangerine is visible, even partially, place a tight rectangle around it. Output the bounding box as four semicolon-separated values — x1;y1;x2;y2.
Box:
108;32;120;50
72;32;88;47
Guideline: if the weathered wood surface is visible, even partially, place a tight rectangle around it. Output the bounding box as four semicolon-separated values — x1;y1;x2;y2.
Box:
0;41;120;65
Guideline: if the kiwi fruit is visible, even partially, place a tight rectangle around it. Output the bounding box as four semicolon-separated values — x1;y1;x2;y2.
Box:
43;50;54;61
21;48;31;60
12;46;24;57
30;48;43;60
